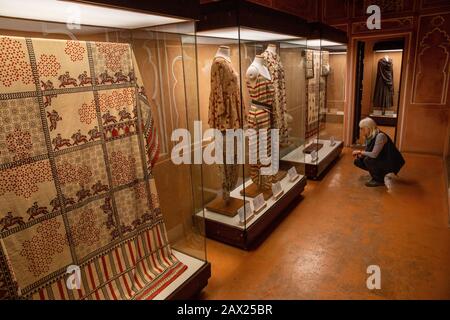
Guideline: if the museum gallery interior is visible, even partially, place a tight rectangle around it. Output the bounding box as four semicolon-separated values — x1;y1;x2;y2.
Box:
0;0;449;300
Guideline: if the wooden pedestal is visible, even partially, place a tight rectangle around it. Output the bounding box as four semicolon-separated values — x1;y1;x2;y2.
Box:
205;196;246;217
239;170;287;200
274;170;287;182
305;141;343;180
240;183;273;200
203;176;307;250
370;115;397;127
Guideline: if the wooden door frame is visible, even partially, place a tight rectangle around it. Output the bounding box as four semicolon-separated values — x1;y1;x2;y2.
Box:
345;31;413;150
352;40;365;145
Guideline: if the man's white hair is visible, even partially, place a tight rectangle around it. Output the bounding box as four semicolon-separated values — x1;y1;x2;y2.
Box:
359;117;378;139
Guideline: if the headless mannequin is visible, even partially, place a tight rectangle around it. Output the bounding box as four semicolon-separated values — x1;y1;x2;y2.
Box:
265;44;292;147
246;55;271;84
243;55;274;197
215;45;231;62
212;45;239;206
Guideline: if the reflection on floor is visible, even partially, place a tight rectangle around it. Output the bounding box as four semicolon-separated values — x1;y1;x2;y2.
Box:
200;149;450;299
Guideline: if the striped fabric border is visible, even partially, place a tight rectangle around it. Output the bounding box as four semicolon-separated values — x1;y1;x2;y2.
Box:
29;224;186;300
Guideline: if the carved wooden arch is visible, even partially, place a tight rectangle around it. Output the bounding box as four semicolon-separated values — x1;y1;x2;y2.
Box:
413;15;450;105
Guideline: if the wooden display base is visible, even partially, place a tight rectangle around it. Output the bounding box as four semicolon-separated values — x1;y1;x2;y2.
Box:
203;176;307;250
239;171;286;200
281;141;343;180
274;170;287;182
240;183;273;200
303;143;324;154
205;196;246;217
305;141;343;180
370;115;397;127
166;262;211;300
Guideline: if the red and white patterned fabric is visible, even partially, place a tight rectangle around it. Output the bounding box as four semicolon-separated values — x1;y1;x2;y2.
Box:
261;49;288;145
246;74;276;191
0;36;185;300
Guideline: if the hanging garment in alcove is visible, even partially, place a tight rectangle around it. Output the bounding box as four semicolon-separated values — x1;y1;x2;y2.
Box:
373;57;394;110
0;36;186;300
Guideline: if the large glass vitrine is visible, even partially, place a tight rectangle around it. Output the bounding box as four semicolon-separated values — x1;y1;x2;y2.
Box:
281;22;347;179
195;0;308;249
0;0;208;300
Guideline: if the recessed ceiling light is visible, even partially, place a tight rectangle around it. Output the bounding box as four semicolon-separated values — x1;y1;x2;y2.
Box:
0;0;187;29
197;27;302;42
306;39;345;47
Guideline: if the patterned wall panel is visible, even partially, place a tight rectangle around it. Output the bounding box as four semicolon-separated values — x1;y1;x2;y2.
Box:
420;0;450;10
272;0;319;21
332;24;350;33
322;0;350;23
351;16;414;34
200;0;272;6
352;0;415;18
412;13;450;105
248;0;273;6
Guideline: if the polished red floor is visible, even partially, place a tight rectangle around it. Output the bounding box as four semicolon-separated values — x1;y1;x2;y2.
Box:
201;149;450;299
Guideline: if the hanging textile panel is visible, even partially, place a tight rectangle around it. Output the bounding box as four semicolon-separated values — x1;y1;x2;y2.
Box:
305;50;329;139
0;36;186;300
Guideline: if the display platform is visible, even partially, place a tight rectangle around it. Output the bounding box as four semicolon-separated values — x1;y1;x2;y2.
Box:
370;113;398;126
205;196;246;217
281;139;343;179
160;251;211;300
240;182;273;200
195;173;307;249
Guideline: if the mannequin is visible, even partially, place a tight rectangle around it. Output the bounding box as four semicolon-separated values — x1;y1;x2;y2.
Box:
207;45;244;216
262;43;290;148
241;55;276;199
246;55;271;82
215;45;231;62
373;55;394;115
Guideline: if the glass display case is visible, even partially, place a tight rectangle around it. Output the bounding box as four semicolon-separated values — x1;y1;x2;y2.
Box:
0;0;209;300
281;23;347;179
195;0;308;249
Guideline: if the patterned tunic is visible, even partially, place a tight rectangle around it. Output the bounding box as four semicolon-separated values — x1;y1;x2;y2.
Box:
262;49;288;144
246;74;276;191
208;57;242;200
208;57;241;131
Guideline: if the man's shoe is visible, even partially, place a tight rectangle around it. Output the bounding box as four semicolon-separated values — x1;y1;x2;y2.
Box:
365;179;385;187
